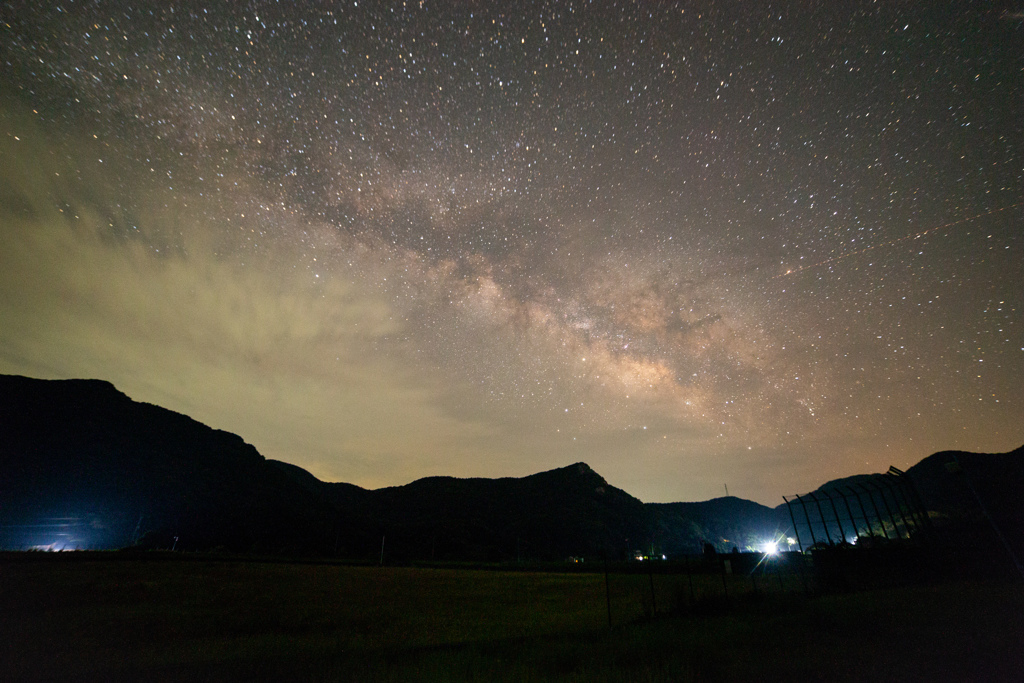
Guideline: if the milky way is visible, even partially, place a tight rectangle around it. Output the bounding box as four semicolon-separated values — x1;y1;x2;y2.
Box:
1;2;1021;503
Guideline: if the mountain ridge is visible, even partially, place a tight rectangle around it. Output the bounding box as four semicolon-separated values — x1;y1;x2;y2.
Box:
2;373;1021;560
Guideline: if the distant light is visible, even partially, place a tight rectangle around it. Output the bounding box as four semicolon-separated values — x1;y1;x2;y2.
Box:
763;541;779;555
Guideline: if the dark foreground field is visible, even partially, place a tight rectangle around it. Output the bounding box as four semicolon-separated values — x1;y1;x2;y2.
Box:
2;554;1022;681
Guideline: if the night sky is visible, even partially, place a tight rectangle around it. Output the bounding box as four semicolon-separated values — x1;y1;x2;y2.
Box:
2;2;1021;504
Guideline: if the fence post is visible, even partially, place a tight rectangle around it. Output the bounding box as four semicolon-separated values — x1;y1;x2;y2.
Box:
648;560;657;616
721;558;730;600
685;553;695;607
854;482;889;539
882;476;915;538
783;496;804;552
887;468;927;537
794;494;819;547
889;465;938;539
826;492;849;543
807;492;834;545
846;485;877;538
604;555;613;627
837;488;862;541
795;551;811;595
863;479;902;539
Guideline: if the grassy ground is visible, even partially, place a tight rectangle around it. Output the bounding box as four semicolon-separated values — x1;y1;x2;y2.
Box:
1;554;1021;681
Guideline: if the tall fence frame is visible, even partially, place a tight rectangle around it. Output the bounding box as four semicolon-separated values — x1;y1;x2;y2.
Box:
783;467;933;552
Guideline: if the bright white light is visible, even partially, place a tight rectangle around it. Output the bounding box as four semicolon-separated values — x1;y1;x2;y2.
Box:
763;541;779;555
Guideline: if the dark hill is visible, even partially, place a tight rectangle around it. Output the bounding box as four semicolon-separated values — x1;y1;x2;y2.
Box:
3;374;1021;562
0;374;332;552
0;374;654;558
316;463;648;562
906;446;1024;569
649;497;788;556
906;446;1024;517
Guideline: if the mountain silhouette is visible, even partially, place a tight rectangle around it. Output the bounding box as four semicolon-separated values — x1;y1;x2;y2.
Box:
649;497;788;555
0;374;332;553
2;374;1021;562
272;459;650;561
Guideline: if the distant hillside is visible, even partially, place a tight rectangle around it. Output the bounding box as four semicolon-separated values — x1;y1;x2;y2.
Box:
2;374;1021;562
0;374;656;558
0;374;776;558
649;497;789;556
270;461;650;561
0;374;332;553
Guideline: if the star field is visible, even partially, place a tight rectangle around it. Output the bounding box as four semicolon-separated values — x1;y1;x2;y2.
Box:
1;1;1021;503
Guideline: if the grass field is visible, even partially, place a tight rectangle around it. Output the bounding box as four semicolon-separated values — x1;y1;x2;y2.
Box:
2;553;1022;681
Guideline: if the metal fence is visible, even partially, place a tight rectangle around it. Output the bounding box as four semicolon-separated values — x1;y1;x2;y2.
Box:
782;466;933;552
